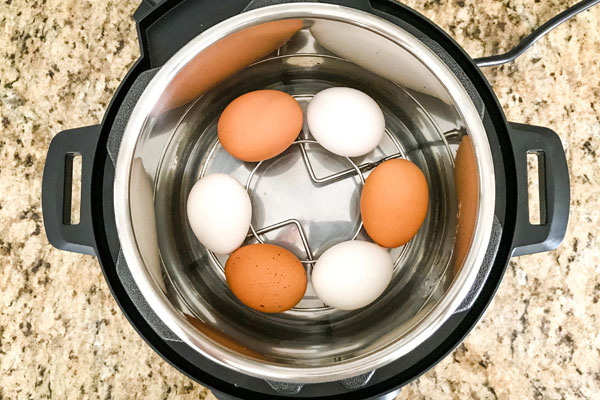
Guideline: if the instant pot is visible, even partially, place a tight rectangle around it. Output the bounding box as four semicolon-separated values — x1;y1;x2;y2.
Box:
42;0;572;398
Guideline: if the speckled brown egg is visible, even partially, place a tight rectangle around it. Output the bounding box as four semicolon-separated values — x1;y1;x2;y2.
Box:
218;90;303;162
360;159;429;248
225;244;307;313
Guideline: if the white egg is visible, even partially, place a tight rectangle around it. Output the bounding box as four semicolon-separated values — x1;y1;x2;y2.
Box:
311;240;393;310
307;87;385;157
187;174;251;254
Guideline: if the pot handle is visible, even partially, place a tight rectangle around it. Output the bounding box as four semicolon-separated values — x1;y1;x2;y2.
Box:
508;122;570;256
42;125;100;256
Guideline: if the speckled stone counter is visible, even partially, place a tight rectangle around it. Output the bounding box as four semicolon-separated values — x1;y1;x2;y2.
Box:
0;0;598;398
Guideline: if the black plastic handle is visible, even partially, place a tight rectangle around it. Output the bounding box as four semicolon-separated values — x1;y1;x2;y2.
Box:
508;122;570;256
42;125;100;255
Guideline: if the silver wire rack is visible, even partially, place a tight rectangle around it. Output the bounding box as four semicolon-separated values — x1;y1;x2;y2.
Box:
205;129;404;269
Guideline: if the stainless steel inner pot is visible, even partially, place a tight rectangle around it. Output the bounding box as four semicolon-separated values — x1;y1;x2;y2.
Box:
114;3;495;383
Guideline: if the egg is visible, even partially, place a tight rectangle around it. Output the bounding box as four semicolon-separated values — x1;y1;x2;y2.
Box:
218;90;303;162
306;87;385;157
360;159;429;248
311;240;393;310
187;174;251;254
225;244;307;313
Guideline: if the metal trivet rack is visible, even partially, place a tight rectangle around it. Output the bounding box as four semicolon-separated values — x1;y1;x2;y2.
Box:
204;128;406;270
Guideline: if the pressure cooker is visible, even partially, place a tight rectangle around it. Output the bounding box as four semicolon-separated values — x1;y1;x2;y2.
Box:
42;0;573;398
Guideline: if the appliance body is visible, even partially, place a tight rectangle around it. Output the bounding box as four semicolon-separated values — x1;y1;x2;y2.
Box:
42;0;570;398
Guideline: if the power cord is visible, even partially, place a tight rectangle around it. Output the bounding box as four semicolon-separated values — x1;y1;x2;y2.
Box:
474;0;600;67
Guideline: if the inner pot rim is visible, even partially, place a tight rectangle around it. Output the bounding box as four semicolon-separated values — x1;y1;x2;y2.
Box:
113;3;496;383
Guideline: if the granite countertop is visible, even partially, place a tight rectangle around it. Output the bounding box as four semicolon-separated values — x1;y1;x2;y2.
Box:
0;0;599;398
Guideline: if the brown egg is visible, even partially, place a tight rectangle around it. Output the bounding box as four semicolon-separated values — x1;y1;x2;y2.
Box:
218;90;303;162
453;136;479;274
361;159;429;248
225;244;307;313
